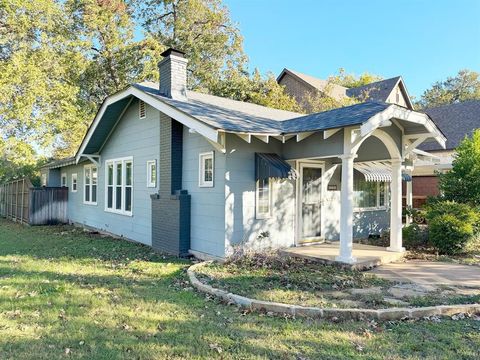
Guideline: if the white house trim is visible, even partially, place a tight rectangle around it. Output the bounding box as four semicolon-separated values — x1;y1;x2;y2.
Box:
76;86;220;163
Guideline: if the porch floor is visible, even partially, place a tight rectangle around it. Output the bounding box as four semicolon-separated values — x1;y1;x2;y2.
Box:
280;242;405;271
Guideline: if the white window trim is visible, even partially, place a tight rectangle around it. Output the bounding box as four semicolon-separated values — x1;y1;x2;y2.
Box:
71;173;78;193
105;156;133;216
83;164;98;205
255;178;272;220
146;160;157;188
61;173;67;187
139;100;146;119
198;151;214;188
353;182;389;212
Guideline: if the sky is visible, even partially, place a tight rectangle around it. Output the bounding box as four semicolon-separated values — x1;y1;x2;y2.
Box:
223;0;480;99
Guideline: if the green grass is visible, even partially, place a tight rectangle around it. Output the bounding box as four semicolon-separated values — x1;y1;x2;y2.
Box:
1;219;480;359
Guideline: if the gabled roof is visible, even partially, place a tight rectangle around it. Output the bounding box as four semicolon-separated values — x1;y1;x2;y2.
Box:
420;100;480;151
278;68;414;110
277;68;348;101
346;77;400;102
72;81;445;164
135;82;302;133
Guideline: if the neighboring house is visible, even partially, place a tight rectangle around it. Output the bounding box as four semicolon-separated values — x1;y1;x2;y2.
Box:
409;100;480;207
277;68;414;110
40;48;445;263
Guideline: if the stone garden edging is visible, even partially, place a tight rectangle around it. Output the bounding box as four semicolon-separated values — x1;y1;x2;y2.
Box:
187;262;480;321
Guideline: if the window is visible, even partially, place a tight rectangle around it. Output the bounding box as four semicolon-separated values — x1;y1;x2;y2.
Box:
256;178;271;219
198;152;214;187
61;173;67;187
147;160;157;188
41;173;47;187
71;173;78;192
84;165;98;205
105;157;133;215
353;178;388;210
139;100;146;119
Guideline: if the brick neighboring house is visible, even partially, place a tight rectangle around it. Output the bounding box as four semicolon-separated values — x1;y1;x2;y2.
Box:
410;100;480;207
277;69;480;209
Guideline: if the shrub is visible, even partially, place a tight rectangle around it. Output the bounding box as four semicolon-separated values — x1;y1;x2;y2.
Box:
424;200;479;224
402;224;428;249
428;214;473;255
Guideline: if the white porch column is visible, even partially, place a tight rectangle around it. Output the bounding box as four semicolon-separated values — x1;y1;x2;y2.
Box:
388;159;405;252
336;154;357;264
405;168;413;226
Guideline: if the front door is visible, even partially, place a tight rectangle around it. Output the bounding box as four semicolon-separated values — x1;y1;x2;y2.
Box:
298;163;324;243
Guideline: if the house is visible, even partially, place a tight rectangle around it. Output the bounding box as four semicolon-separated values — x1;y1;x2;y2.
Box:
277;68;414;111
40;48;445;263
408;100;480;207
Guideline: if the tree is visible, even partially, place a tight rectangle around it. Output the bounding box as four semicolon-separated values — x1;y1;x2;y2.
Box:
417;70;480;109
329;68;383;88
439;129;480;206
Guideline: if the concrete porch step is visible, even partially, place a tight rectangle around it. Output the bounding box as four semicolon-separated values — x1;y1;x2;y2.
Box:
280;242;405;271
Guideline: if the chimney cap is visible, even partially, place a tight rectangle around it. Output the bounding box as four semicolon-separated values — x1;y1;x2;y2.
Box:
160;48;186;58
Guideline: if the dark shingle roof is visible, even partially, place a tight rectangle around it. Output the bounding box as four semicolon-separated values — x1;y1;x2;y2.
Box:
41;157;76;169
280;101;391;133
420;100;480;151
136;82;392;134
346;77;401;102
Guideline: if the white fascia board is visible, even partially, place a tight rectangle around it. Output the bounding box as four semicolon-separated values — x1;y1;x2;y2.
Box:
361;105;446;149
76;86;219;163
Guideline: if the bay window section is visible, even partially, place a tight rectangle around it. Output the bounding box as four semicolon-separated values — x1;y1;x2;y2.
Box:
105;157;133;215
84;165;97;205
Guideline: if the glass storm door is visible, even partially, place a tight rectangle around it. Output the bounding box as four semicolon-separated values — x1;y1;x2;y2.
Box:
301;166;323;241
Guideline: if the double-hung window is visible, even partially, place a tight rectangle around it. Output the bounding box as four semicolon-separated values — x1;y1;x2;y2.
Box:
256;177;271;219
198;152;214;187
353;177;388;210
105;157;133;215
71;173;78;192
84;165;98;205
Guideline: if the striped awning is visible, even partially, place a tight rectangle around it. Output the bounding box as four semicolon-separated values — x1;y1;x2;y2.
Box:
255;153;298;181
354;161;412;182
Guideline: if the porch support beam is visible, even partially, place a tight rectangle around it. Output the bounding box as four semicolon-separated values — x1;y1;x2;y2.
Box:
336;153;357;264
388;159;405;252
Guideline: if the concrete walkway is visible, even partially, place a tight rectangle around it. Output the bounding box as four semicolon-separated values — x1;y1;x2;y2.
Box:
370;260;480;287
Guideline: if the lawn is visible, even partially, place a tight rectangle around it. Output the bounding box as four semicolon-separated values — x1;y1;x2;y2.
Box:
0;219;479;359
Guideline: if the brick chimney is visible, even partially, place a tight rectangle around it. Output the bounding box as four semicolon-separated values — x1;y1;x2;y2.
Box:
158;48;188;100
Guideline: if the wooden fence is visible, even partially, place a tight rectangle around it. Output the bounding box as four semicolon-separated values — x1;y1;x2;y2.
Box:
0;179;68;225
29;187;68;225
0;178;32;224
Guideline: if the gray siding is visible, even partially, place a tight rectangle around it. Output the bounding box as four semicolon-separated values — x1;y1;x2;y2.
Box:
60;100;160;245
225;134;296;255
182;128;226;258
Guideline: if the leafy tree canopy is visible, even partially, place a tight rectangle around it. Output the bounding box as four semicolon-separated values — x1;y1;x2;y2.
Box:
439;129;480;206
416;69;480;109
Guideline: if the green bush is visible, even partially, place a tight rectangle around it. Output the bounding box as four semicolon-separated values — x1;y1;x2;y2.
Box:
402;224;428;249
428;214;473;255
424;200;479;224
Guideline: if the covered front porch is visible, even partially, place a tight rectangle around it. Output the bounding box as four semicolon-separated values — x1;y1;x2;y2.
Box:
250;104;446;265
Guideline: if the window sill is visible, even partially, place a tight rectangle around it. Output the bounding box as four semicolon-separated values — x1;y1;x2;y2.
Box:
354;207;388;213
198;183;214;188
83;202;97;206
105;208;133;217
